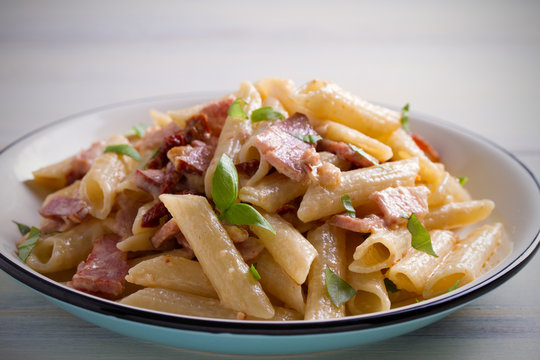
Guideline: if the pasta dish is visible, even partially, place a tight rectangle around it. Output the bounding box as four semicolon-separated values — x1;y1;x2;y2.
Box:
14;78;509;321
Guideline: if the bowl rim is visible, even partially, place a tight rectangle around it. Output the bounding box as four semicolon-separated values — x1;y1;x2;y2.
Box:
1;92;539;336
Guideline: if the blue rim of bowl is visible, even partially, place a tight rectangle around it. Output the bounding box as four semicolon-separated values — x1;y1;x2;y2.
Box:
0;93;539;336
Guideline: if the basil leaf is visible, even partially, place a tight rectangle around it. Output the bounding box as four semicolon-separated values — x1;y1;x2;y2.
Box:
349;143;390;171
325;266;357;307
447;280;460;292
406;213;438;257
249;263;261;281
341;194;356;218
251;106;285;122
401;103;410;133
104;144;142;161
384;278;400;293
223;203;275;235
458;176;469;186
17;226;41;262
289;133;323;144
13;221;31;236
228;98;248;119
212;154;239;212
125;124;147;138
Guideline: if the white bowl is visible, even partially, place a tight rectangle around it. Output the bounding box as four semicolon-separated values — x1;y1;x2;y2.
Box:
0;93;539;355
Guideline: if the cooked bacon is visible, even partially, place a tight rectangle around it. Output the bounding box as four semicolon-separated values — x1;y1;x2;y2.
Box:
330;214;386;233
66;140;106;185
141;201;170;228
411;133;440;162
235;237;265;262
132;169;164;198
71;234;129;298
150;219;181;249
40;217;68;233
139;121;182;153
254;113;321;182
39;196;89;224
160;162;181;194
318;139;374;168
369;186;430;225
110;193;146;238
201;96;234;134
167;140;214;174
235;159;260;177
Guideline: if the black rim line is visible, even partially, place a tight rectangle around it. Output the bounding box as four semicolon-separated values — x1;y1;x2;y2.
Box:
0;94;538;335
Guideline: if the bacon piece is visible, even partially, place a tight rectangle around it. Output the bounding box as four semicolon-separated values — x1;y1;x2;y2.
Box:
39;196;89;224
141;201;170;228
235;237;265;262
66;141;106;185
167;140;214;174
235;159;260;177
201;96;234;135
132;169;164;198
330;214;386;233
411;133;440;162
150;219;181;249
254;113;321;182
318;139;374;168
369;186;430;225
110;193;146;238
160;162;181;194
71;234;129;298
139;121;182;153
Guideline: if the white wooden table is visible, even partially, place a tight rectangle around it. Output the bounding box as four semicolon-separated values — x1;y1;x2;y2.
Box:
1;1;539;359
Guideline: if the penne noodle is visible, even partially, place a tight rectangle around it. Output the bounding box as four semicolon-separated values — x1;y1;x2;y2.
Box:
423;199;494;230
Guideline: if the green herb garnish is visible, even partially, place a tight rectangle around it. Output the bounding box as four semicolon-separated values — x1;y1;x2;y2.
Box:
249;263;261;281
403;213;438;257
401;103;410;133
341;194;356;218
458;176;469;186
125;124;147;138
447;280;460;292
325;266;357;307
290;133;323;144
349;143;390;171
212;154;275;234
251;106;284;122
13;221;31;236
17;226;41;262
384;278;400;293
104;144;142;161
227;98;248;119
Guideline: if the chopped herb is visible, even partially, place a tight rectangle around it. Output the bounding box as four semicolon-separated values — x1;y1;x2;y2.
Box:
13;221;31;236
341;194;356;218
249;263;261;281
125;124;147;138
104;144;141;161
17;226;41;262
384;278;400;293
458;176;469;186
403;213;438;257
447;280;460;292
349;143;391;171
401;103;410;133
227;98;248;119
251;106;284;122
325;266;357;307
212;154;275;234
415;298;422;303
289;133;323;144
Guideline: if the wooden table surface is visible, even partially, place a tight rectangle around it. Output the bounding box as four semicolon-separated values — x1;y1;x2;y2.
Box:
1;1;539;359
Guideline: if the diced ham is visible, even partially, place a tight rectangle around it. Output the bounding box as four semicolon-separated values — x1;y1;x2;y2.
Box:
39;196;89;224
132;169;164;198
71;234;129;298
369;186;430;225
235;159;260;177
254;113;321;182
318;139;374;168
66;140;106;185
139;121;182;153
150;219;181;249
201;96;234;135
235;237;265;262
167;140;214;174
411;133;441;162
330;214;386;233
